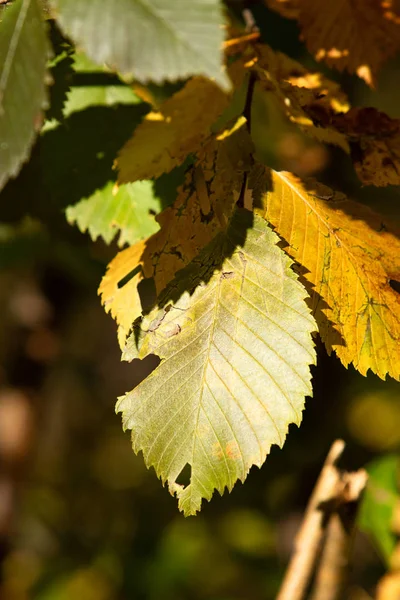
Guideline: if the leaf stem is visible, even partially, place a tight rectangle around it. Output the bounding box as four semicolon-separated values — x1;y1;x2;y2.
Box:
236;72;256;208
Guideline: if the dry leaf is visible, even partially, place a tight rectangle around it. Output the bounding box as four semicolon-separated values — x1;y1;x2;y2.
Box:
332;108;400;187
269;0;400;86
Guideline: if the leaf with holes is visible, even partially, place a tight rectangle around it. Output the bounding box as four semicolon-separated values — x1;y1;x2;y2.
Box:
118;209;316;515
52;0;228;88
66;181;161;247
0;0;49;190
256;169;400;380
100;118;254;346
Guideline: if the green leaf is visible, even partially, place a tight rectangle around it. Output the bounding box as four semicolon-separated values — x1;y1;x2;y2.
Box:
63;82;140;119
63;52;141;117
118;210;316;515
0;0;49;190
66;180;161;247
43;50;142;133
358;455;400;565
52;0;228;88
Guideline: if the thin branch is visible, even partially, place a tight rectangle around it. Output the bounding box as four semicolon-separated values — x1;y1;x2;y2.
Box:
243;72;256;134
236;72;256;209
309;470;368;600
276;440;345;600
242;8;260;33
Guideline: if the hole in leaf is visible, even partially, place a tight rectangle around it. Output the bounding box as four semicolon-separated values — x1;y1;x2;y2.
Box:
175;463;192;487
125;354;161;388
117;265;142;289
137;277;157;313
389;279;400;294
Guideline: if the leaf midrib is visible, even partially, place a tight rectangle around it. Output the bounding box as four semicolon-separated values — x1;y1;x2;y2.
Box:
189;253;225;509
0;0;31;106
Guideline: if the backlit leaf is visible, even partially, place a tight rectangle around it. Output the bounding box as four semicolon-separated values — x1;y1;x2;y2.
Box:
52;0;228;87
100;119;253;346
117;61;246;184
45;49;141;130
118;209;316;515
0;0;49;190
257;169;400;380
66;181;161;247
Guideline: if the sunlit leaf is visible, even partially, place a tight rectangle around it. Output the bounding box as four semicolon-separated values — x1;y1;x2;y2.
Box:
117;60;246;183
257;169;400;380
252;44;350;152
66;181;161;247
118;209;316;515
0;0;49;190
52;0;228;87
100;119;253;346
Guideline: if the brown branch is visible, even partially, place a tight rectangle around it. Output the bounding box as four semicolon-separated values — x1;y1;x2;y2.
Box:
236;72;256;209
309;470;368;600
276;440;345;600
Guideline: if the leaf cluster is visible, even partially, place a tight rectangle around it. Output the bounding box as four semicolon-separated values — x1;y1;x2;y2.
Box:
1;0;400;515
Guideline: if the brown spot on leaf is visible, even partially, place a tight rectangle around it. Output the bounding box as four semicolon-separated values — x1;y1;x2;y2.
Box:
226;440;241;460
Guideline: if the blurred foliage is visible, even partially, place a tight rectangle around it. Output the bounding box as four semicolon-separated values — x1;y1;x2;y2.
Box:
359;456;400;566
0;4;399;600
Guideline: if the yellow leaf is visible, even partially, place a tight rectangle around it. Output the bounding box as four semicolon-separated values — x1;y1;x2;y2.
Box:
100;120;253;346
99;240;146;348
274;0;400;86
252;44;350;152
117;61;246;184
256;169;400;380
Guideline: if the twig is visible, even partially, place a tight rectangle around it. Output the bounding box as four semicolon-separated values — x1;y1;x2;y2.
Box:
242;72;256;134
242;8;260;33
309;470;367;600
236;72;256;209
276;440;345;600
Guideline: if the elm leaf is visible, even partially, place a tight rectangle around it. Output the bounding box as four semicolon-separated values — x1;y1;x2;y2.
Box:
0;0;49;190
118;210;316;515
52;0;228;88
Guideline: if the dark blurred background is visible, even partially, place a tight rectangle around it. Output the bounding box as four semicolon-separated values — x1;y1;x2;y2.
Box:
0;4;399;599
